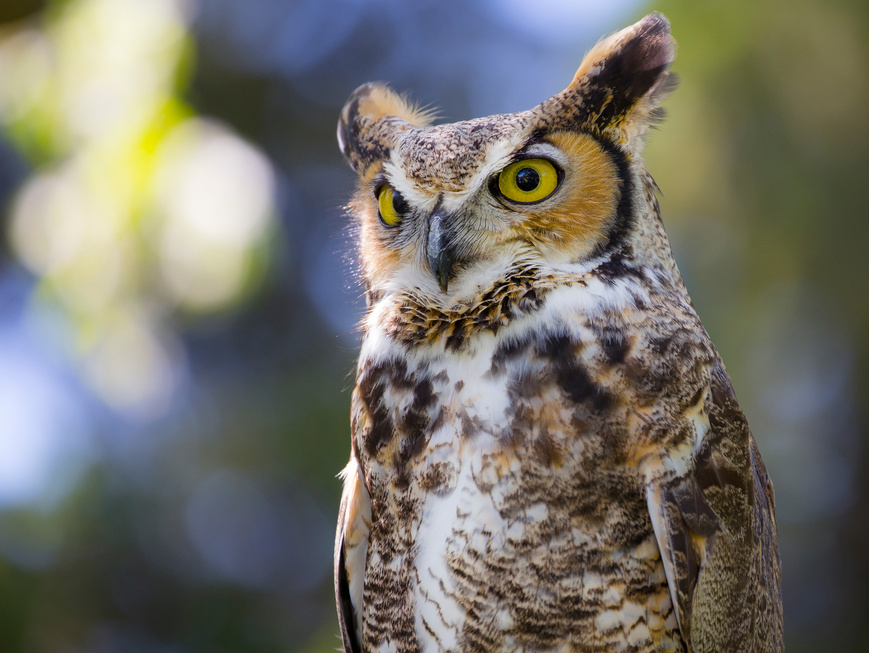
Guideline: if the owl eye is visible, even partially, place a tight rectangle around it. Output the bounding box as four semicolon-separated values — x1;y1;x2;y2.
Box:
496;158;560;204
376;184;408;226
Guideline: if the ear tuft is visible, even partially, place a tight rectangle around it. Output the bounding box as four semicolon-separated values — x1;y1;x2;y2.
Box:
536;13;677;151
588;13;676;122
337;83;435;174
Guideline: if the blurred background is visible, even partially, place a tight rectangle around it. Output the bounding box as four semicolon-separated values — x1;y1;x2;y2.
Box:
0;0;865;651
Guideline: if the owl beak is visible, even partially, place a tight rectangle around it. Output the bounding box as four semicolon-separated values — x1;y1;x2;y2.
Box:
426;208;455;293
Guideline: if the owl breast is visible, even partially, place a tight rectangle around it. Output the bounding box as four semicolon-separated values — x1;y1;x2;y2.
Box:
353;274;708;652
337;12;782;652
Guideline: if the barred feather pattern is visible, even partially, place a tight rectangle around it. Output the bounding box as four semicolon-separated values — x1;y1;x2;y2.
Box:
334;12;782;653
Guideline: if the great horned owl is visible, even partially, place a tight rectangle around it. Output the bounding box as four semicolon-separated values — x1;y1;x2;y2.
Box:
334;13;782;653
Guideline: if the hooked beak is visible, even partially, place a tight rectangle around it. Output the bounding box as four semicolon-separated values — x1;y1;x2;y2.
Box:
426;209;456;293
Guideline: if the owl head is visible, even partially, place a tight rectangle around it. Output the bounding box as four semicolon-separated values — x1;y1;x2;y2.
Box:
338;13;676;303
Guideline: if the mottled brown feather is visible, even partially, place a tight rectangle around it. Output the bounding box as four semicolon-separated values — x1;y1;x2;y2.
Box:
335;11;782;653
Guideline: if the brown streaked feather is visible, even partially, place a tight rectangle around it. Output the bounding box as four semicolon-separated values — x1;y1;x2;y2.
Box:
648;364;783;652
337;82;436;176
533;12;677;151
384;264;565;349
335;10;781;651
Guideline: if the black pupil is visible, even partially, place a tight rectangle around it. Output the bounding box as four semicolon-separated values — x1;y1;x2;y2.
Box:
515;167;540;192
392;191;408;215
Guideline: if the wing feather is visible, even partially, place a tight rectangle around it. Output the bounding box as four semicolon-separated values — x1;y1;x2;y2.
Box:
646;364;783;652
335;457;370;653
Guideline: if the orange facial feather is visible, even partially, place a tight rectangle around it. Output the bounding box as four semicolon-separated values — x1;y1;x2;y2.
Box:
510;132;621;263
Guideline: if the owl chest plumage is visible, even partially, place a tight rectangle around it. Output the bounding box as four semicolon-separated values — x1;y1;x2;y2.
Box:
350;272;709;652
336;14;782;652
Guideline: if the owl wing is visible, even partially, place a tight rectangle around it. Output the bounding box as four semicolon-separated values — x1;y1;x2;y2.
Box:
646;363;783;652
335;457;370;653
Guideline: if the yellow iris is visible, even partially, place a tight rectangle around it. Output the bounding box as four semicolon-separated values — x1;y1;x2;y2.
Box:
377;184;403;226
497;158;560;204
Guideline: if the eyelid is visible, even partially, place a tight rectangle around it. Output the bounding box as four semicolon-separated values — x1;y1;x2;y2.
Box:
372;173;388;195
514;142;568;169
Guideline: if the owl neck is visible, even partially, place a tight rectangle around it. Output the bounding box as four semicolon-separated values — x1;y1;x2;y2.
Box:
370;247;685;354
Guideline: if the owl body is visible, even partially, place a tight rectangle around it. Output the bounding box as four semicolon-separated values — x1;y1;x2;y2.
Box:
335;14;782;653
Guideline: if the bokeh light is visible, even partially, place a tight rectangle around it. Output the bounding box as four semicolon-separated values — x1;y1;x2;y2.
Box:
152;119;275;312
2;0;277;419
